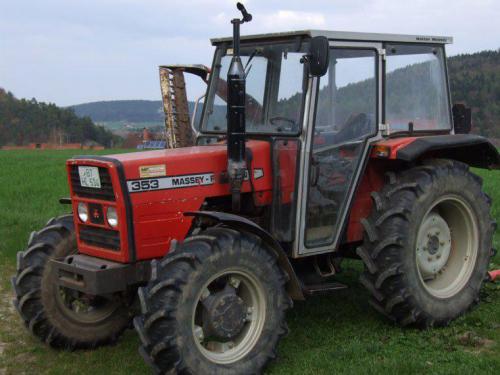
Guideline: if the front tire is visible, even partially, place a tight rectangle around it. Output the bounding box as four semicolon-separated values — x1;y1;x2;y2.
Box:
358;160;495;327
11;214;132;349
134;226;291;374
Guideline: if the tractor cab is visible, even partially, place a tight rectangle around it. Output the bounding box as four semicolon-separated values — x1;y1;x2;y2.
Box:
186;30;458;256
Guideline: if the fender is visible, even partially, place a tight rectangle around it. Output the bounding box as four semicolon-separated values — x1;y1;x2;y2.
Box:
185;211;304;300
373;134;500;169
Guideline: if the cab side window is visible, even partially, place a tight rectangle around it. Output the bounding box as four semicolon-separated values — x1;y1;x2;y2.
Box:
385;44;451;131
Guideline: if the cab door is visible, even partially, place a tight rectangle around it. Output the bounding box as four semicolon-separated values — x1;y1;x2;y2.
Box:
296;42;382;255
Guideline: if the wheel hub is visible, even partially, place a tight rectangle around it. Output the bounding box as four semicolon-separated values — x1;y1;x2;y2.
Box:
416;212;452;277
202;289;248;341
427;235;440;255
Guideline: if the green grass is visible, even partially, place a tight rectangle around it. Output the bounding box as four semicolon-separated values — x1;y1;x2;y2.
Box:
0;150;498;374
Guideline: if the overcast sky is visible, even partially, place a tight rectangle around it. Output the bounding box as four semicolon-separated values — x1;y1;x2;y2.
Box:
1;0;499;106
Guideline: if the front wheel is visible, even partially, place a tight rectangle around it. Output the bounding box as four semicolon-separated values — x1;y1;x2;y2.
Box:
358;160;495;327
134;226;291;374
11;214;132;349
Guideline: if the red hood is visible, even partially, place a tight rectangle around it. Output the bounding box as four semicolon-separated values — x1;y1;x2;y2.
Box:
107;144;229;180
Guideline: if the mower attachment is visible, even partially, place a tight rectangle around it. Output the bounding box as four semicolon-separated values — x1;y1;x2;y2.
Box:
159;64;210;148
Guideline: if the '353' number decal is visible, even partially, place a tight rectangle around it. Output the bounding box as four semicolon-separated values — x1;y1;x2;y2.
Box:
129;179;159;192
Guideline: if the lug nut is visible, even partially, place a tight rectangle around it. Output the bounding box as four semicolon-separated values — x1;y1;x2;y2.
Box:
229;277;241;289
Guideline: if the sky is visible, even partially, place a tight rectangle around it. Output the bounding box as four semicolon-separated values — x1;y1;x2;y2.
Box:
1;0;499;106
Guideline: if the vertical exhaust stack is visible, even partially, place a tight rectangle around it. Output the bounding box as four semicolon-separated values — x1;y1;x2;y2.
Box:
227;2;252;212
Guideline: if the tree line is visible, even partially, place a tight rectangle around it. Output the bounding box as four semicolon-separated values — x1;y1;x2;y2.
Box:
0;89;119;147
448;49;500;138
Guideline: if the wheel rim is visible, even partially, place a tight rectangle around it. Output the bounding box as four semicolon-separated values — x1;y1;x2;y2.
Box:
192;268;266;364
55;287;120;324
416;195;479;298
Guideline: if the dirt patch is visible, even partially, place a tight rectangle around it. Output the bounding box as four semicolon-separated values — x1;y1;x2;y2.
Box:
0;264;18;371
457;331;496;354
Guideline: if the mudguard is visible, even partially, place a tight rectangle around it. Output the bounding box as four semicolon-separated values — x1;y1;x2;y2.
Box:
185;211;304;300
375;134;500;169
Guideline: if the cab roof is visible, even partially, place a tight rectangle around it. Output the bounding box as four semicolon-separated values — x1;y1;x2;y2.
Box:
211;30;453;46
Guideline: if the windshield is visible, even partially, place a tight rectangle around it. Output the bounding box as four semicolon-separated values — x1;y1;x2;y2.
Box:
201;41;309;135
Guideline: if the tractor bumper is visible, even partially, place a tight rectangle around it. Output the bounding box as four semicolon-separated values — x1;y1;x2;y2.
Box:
50;254;150;295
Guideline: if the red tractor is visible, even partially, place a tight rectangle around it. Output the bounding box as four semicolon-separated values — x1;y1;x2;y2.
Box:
12;3;499;374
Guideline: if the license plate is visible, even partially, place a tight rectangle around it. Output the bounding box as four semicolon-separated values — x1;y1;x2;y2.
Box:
78;166;101;188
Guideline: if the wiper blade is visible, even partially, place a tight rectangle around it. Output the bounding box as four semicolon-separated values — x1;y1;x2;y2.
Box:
245;64;253;79
244;49;258;72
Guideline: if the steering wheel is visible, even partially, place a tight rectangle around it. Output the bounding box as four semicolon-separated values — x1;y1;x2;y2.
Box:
269;116;297;132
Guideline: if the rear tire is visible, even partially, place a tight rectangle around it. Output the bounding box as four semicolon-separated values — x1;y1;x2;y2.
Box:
11;214;132;349
358;160;495;327
134;226;291;374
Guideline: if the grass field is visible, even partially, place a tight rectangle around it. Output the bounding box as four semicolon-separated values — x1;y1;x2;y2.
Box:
0;149;498;374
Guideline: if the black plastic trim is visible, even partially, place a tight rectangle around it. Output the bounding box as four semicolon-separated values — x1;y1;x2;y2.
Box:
72;155;137;262
395;134;500;168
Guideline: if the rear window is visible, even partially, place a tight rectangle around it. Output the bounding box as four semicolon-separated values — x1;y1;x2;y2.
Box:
385;44;451;132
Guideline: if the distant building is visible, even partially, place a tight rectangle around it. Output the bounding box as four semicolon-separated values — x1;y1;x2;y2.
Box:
137;127;166;149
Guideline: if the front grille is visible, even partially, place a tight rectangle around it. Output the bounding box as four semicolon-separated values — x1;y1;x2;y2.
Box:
70;165;115;201
79;225;120;251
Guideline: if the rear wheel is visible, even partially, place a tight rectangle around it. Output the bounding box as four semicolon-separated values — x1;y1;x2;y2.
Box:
134;226;291;374
358;160;495;327
11;215;132;349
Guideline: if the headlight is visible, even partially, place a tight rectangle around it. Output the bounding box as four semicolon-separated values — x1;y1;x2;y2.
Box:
77;202;88;222
106;206;118;227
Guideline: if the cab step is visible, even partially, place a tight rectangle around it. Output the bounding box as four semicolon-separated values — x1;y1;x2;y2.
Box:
303;282;348;296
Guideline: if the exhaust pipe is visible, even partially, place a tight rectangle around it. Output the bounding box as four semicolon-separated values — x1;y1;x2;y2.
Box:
227;2;252;212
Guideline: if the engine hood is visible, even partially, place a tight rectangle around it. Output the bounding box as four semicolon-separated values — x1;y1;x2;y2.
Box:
106;140;271;184
109;144;228;180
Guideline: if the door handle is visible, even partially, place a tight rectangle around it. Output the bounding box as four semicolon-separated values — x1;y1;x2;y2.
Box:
310;158;320;187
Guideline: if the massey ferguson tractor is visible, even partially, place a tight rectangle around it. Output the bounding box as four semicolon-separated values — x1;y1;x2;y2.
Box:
12;3;499;374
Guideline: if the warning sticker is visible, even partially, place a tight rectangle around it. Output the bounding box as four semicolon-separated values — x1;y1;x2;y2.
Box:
139;164;166;178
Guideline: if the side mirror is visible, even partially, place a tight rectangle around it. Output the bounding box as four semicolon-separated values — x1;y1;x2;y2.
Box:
452;103;472;134
309;36;330;77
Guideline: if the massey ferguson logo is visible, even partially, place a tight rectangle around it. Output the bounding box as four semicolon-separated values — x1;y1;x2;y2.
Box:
127;173;215;193
126;169;264;193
